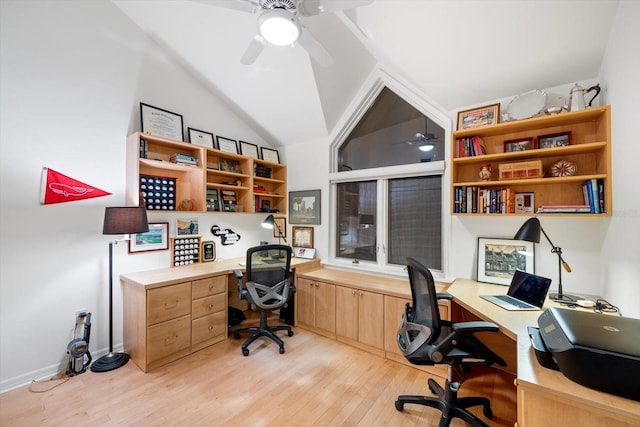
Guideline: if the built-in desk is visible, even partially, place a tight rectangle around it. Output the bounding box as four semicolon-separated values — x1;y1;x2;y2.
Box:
448;279;640;427
120;256;320;372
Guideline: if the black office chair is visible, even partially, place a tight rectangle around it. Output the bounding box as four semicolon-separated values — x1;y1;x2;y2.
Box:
395;257;506;427
233;244;295;356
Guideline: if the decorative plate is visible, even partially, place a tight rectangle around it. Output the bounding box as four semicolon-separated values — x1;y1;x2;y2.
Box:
507;90;547;120
550;159;577;177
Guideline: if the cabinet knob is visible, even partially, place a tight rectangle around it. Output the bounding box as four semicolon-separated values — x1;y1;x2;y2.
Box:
351;290;356;295
359;291;363;297
208;303;213;309
164;300;179;309
164;335;177;345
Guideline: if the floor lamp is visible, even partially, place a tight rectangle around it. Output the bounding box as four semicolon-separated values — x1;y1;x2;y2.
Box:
513;217;578;302
92;206;148;372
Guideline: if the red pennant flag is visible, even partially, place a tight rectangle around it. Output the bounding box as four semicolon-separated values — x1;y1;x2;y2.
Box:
40;167;111;205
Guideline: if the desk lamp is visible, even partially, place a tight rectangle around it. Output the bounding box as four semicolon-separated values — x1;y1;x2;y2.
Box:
262;214;287;244
92;206;148;372
514;217;578;302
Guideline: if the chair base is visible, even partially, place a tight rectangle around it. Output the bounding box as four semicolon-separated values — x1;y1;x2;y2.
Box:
232;311;293;356
395;378;493;427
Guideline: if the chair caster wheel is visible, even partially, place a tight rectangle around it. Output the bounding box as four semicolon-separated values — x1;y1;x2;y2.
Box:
287;330;294;337
233;332;241;339
483;405;493;419
394;400;404;411
279;347;285;354
242;348;249;356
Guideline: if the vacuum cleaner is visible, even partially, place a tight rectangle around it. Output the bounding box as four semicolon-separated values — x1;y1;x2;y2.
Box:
66;312;92;376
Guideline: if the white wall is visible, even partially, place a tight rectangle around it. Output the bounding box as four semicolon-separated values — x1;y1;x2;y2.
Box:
0;0;276;392
598;0;640;318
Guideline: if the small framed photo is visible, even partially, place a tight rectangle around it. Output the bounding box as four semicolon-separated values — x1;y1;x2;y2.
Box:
515;192;535;214
295;247;316;259
538;132;571;149
216;136;239;154
261;199;271;212
188;128;215;148
289;189;321;224
504;137;535;152
129;222;169;253
457;103;501;130
477;237;535;286
273;217;286;238
176;218;199;236
292;226;314;248
261;147;280;164
240;141;259;159
140;103;184;141
201;240;216;262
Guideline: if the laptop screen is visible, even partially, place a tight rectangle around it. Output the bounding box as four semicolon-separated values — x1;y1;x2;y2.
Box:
508;270;552;308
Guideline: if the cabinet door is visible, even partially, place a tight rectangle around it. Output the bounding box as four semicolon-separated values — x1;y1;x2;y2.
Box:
296;277;315;327
314;281;336;334
358;290;384;349
384;296;410;355
335;286;358;340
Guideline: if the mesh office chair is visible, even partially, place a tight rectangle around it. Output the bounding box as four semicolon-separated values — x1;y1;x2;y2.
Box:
395;257;507;427
233;244;294;356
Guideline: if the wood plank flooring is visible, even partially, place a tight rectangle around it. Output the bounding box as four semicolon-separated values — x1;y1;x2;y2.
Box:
0;325;516;426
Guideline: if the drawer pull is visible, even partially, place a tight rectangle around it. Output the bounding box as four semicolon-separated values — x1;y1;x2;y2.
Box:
208;303;214;309
208;284;214;290
164;300;179;309
164;335;178;345
208;325;214;331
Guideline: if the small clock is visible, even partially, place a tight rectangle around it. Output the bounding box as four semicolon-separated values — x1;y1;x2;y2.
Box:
201;241;216;262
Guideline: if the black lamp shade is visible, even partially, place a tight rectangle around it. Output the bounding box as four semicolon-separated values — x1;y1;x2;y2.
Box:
103;206;149;235
262;214;276;229
514;217;541;243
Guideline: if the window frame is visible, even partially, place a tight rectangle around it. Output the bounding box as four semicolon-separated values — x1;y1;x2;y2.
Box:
327;71;452;280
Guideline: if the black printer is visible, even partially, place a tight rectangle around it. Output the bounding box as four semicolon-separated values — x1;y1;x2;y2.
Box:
529;307;640;401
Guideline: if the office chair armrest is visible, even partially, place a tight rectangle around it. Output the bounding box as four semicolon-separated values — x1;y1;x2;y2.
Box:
428;321;500;363
436;293;453;301
451;321;500;334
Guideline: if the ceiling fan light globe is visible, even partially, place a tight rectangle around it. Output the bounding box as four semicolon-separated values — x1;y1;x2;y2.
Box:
418;144;435;152
258;9;301;46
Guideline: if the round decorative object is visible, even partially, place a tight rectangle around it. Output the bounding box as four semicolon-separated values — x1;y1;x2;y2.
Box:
479;164;492;181
179;199;194;211
550;159;577;177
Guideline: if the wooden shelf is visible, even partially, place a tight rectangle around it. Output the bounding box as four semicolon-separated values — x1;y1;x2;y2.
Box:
451;106;611;216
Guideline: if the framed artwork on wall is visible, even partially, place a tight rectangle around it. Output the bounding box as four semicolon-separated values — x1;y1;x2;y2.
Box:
188;128;215;148
140;103;184;141
477;237;535;286
216;136;239;154
129;222;169;253
289;189;321;224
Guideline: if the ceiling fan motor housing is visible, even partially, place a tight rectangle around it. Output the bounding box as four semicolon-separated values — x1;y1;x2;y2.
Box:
261;0;297;11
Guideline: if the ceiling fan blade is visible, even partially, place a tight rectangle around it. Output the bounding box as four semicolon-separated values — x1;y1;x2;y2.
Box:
240;35;266;65
298;0;374;17
188;0;258;13
297;27;333;67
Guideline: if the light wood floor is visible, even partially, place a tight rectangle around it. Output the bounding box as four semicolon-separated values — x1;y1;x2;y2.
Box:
0;324;516;426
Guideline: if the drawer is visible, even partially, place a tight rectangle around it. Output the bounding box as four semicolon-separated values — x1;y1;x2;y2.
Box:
192;275;226;300
146;315;191;364
192;311;226;347
192;293;226;319
147;282;191;325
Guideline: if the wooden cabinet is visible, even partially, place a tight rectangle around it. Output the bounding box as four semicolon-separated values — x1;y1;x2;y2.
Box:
335;286;384;354
126;132;287;214
123;274;228;372
296;277;335;337
451;106;611;216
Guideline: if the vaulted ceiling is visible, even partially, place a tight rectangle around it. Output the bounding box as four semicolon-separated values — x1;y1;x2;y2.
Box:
112;0;618;147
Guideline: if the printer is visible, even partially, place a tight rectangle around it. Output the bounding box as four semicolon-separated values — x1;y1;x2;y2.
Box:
529;307;640;401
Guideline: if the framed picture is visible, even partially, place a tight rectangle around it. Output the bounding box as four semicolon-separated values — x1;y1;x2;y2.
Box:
295;247;316;259
538;131;571;149
216;136;239;154
477;237;535;286
240;141;259;159
261;147;280;164
273;217;286;238
515;192;535;214
188;128;215;148
504;137;535;152
456;103;500;130
176;218;199;236
140;103;184;141
289;189;321;224
292;226;314;248
129;222;169;253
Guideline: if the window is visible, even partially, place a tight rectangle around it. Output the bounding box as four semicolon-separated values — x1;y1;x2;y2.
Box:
330;84;448;274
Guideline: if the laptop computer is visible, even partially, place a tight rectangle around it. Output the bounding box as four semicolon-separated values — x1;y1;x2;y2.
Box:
481;270;552;311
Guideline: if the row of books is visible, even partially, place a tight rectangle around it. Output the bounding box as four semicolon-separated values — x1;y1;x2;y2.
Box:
455;136;486;158
454;187;516;214
536;179;605;214
170;153;198;166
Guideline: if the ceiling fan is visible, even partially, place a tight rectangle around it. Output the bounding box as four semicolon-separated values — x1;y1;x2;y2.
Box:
401;132;441;152
191;0;373;66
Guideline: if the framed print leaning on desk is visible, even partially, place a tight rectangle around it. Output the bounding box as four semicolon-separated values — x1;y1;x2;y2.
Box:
477;237;534;285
